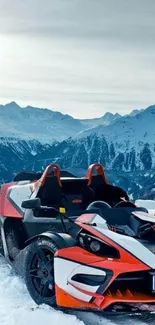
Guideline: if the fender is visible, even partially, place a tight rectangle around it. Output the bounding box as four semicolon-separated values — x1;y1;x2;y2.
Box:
25;231;77;249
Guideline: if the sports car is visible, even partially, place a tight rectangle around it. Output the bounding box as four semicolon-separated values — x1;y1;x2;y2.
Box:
1;163;155;312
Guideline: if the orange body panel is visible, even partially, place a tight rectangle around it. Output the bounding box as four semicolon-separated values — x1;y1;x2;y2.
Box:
55;246;149;272
55;245;151;310
0;183;23;218
56;284;155;310
55;284;98;309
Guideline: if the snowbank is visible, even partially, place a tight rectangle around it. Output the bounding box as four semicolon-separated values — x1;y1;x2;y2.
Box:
135;199;155;214
0;259;83;325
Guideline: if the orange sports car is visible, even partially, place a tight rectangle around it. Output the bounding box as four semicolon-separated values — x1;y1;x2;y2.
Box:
0;163;155;313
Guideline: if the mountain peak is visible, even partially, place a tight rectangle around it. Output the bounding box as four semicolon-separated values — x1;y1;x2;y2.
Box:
5;101;21;109
103;112;121;119
129;109;144;116
103;112;114;117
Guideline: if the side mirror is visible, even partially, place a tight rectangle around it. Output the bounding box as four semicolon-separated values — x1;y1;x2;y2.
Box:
21;198;41;209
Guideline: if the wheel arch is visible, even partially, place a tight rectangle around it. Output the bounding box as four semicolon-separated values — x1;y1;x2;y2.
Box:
25;231;77;249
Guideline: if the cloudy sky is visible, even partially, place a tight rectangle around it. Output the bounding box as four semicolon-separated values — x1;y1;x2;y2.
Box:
0;0;155;118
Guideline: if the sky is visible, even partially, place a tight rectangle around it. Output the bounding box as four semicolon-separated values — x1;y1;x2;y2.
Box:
0;0;155;118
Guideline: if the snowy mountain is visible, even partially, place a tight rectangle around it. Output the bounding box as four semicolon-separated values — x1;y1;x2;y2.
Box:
0;102;144;143
80;109;144;129
74;104;155;170
80;112;121;128
0;138;47;183
76;105;155;141
0;102;155;199
0;102;85;142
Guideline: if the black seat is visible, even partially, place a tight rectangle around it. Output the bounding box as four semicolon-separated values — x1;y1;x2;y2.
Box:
37;176;62;208
61;178;94;214
89;175;129;207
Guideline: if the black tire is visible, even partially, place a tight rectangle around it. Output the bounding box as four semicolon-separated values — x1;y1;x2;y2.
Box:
23;238;58;306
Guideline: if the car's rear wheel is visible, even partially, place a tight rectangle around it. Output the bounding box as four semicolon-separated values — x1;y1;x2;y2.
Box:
24;238;58;306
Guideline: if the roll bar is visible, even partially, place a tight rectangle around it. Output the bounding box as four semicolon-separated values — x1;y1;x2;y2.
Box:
85;163;109;186
39;164;62;187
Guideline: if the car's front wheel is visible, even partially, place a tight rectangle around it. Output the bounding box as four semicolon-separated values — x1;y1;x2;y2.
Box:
23;238;58;306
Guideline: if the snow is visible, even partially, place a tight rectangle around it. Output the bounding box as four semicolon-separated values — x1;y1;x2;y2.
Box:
0;260;83;325
135;199;155;214
30;150;37;156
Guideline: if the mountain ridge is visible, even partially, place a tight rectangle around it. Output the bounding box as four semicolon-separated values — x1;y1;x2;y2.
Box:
0;102;155;199
0;101;153;143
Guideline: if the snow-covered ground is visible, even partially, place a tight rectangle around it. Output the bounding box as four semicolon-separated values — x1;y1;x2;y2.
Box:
0;200;155;325
135;199;155;215
0;258;84;325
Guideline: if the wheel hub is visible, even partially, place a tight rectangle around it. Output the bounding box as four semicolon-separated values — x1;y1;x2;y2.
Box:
42;268;49;278
37;262;53;283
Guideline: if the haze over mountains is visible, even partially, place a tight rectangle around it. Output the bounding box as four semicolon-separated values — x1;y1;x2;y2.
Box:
0;101;150;142
0;102;155;199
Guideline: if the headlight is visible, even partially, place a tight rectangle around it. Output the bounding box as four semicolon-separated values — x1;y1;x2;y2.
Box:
78;233;102;253
90;240;101;252
78;232;120;259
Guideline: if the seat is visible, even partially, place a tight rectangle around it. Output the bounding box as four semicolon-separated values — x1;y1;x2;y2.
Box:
90;175;129;207
37;176;62;208
85;163;129;207
34;176;63;218
61;178;94;214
